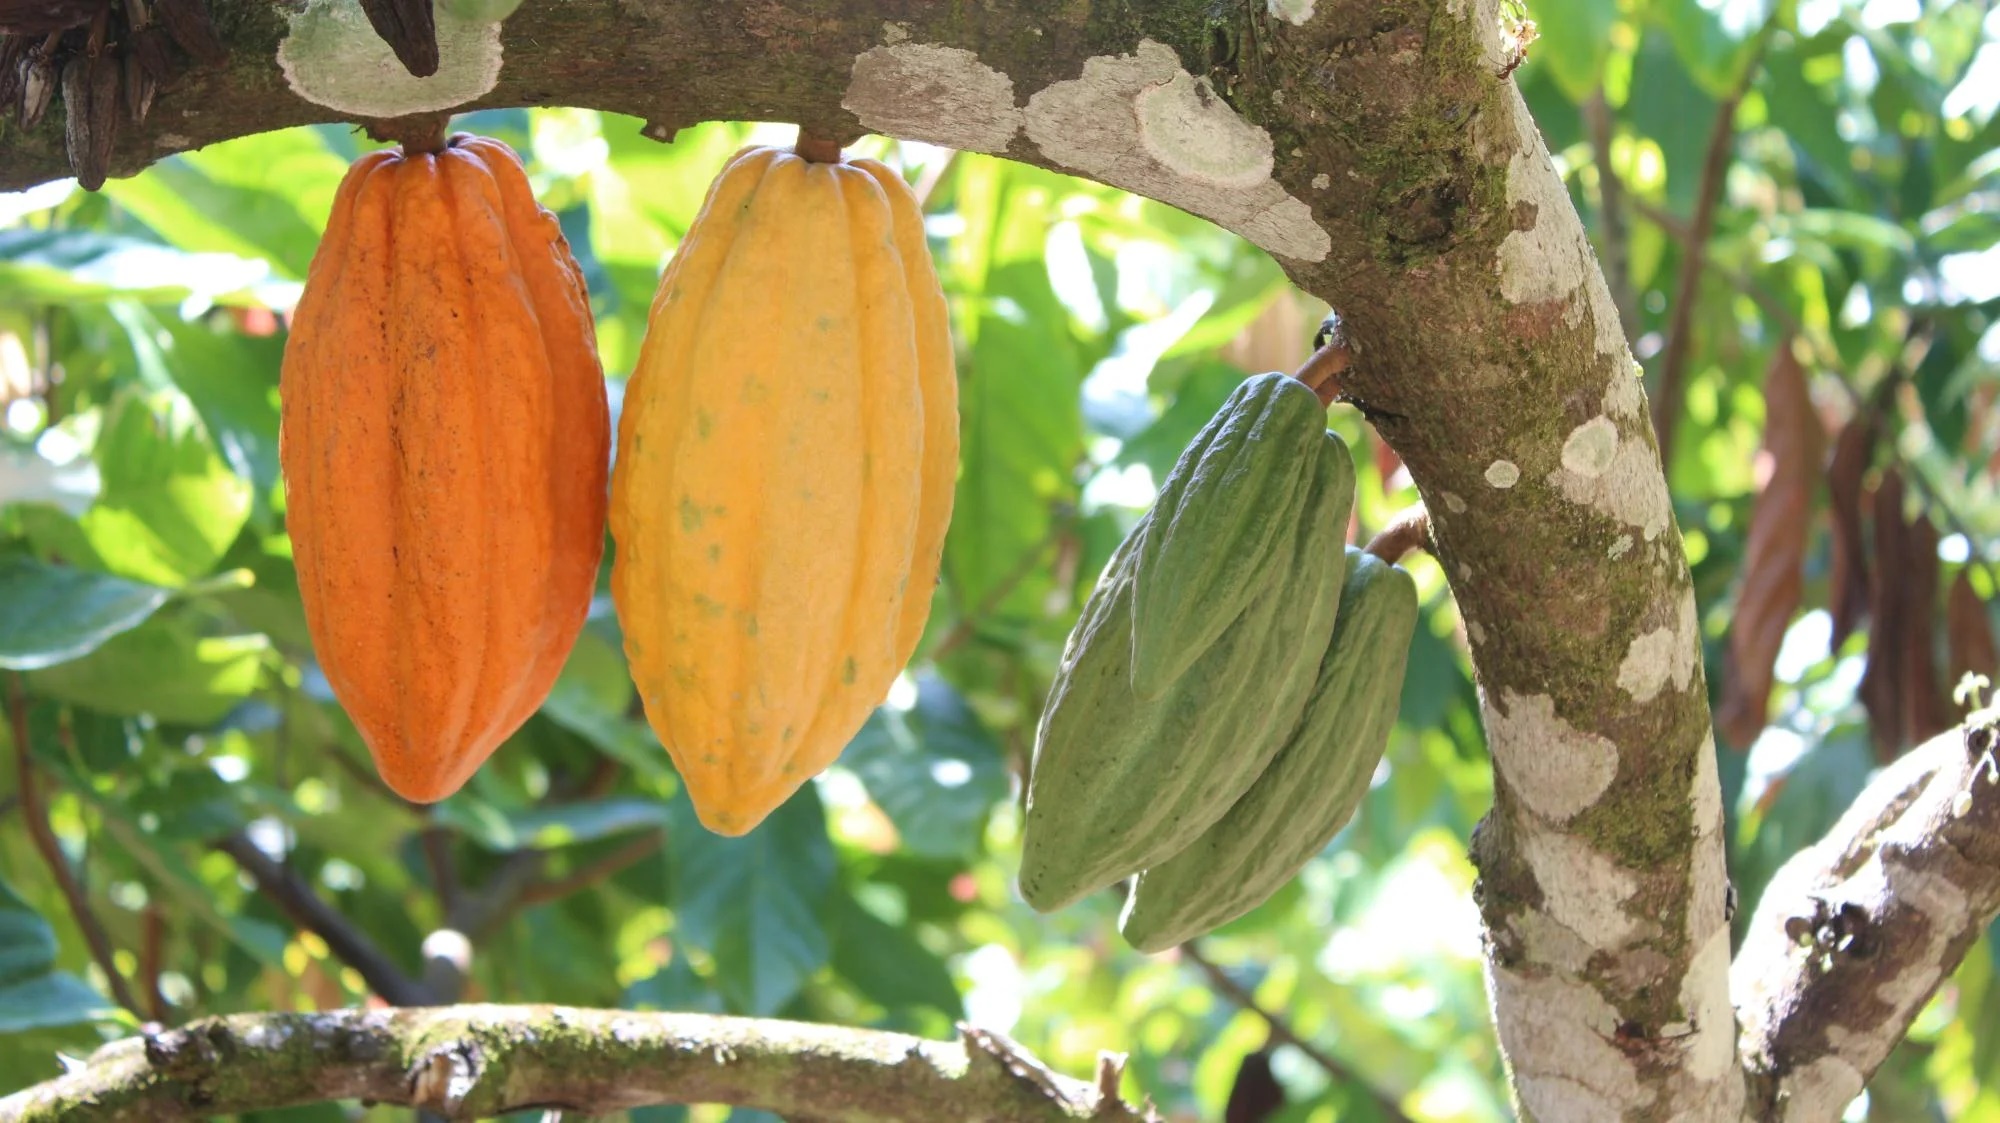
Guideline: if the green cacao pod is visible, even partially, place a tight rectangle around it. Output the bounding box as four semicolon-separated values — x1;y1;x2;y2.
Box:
1129;373;1339;699
1017;410;1355;913
1119;548;1418;953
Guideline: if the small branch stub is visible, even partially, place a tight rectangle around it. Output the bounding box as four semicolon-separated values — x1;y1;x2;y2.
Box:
365;112;449;154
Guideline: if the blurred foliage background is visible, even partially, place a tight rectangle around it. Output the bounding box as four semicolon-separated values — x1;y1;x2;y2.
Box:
0;0;1997;1120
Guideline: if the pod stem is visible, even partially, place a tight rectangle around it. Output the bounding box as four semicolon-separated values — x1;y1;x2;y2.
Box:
1291;339;1350;410
793;128;844;164
369;112;450;156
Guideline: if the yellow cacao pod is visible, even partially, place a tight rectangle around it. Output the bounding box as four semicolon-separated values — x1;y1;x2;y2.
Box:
280;134;611;804
610;143;959;836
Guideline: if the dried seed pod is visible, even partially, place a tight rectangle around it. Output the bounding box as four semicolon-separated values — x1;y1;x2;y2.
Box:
356;0;437;77
151;0;220;65
18;45;54;128
0;36;29;105
119;44;150;121
61;49;118;189
0;0;105;35
126;21;165;76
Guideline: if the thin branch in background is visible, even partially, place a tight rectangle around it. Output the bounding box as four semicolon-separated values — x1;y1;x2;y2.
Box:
927;516;1074;662
419;818;460;917
138;903;169;1025
1583;87;1638;342
515;830;666;910
213;834;434;1007
1652;26;1775;472
448;850;548;942
4;678;146;1020
1180;942;1417;1123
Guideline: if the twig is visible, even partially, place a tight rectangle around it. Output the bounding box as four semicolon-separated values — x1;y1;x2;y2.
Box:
1180;942;1416;1123
514;830;666;910
1583;87;1638;343
1652;24;1775;471
448;850;548;941
213;834;434;1007
419;818;460;917
5;677;145;1020
0;1006;1159;1123
138;903;169;1025
928;517;1074;662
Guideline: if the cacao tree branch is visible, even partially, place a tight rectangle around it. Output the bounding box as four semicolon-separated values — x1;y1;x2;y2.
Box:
1732;719;2000;1122
4;677;147;1021
213;834;437;1007
512;828;665;910
0;1006;1157;1123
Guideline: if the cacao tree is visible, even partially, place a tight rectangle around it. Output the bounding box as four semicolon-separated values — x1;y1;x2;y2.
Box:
0;1;1996;1121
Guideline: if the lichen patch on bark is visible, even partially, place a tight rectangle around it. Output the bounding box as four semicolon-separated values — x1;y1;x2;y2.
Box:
1489;967;1653;1118
1487;690;1618;822
1520;825;1643;947
1266;0;1317;26
1485;459;1519;487
1614;587;1699;703
843;44;1021;154
1021;41;1331;262
278;0;502;117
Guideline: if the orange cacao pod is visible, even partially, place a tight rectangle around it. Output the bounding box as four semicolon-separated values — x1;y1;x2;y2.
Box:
280;134;610;803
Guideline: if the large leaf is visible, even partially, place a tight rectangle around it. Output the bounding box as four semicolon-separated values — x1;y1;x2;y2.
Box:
0;556;170;670
103;129;350;280
844;673;1007;860
0;876;120;1033
1715;343;1823;748
435;796;671;853
27;617;268;726
0;228;270;304
828;890;962;1020
671;786;835;1016
77;388;253;587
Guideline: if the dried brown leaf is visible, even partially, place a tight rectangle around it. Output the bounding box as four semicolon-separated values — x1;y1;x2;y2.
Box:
1859;469;1907;761
1223;1049;1284;1123
18;43;54;128
1948;570;1999;698
1902;514;1952;743
151;0;222;66
60;50;118;190
1718;341;1823;748
1826;415;1876;650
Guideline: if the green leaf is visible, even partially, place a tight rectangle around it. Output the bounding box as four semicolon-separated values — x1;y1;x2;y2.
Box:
0;875;120;1033
77;388;253;587
624;957;723;1014
1527;0;1617;101
143;311;286;520
844;674;1007;860
103;130;350;281
539;617;670;779
434;796;671;852
1631;31;1722;214
0;228;270;304
91;813;289;969
0;556;170;670
671;786;835;1016
27;617;268;726
828;890;962;1019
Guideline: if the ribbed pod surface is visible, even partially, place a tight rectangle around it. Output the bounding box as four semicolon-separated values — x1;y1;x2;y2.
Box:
1120;548;1418;952
610;146;958;836
1017;415;1354;912
280;134;610;804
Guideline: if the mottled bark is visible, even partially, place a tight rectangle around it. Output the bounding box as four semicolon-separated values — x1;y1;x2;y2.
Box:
3;2;1995;1121
0;1007;1151;1122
